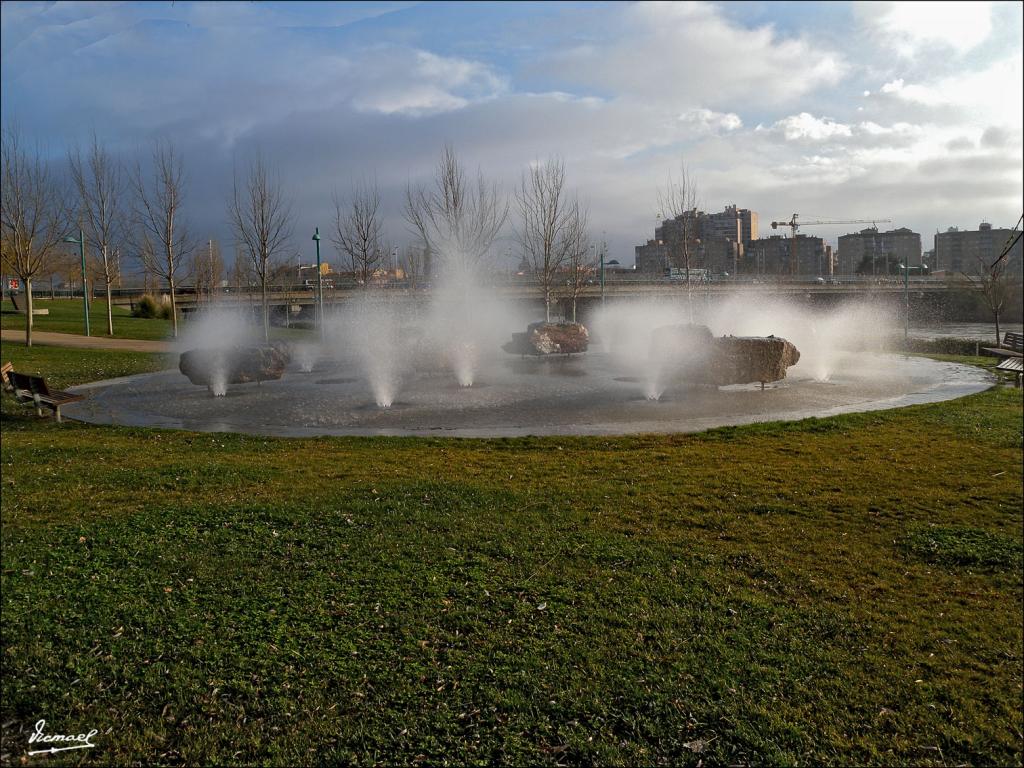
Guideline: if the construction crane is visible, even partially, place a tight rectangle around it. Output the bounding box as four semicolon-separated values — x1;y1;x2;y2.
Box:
770;214;892;275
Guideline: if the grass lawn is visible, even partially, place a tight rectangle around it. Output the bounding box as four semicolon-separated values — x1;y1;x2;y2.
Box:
0;343;171;392
1;298;173;340
1;298;315;344
1;347;1021;765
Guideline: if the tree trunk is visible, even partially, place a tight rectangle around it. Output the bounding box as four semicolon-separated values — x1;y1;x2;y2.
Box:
103;246;114;335
544;288;551;322
261;274;270;342
571;296;577;323
24;278;33;347
995;310;1001;346
105;283;114;336
168;277;179;338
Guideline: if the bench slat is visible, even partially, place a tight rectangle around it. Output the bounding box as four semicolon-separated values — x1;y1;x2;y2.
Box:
4;370;83;421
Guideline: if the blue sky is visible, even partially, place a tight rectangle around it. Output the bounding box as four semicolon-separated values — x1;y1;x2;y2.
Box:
2;1;1021;266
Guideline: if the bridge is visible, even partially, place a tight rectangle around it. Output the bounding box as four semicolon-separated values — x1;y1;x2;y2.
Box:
150;275;951;312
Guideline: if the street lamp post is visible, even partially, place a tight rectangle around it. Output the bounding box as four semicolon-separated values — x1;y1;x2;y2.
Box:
899;262;909;347
898;262;928;348
63;230;89;337
599;243;605;306
312;227;324;343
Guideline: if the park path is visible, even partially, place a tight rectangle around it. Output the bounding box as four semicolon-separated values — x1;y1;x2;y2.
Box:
1;329;174;354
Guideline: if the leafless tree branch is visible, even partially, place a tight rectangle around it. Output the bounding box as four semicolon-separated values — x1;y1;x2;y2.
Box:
1;124;69;345
227;153;293;340
404;144;507;279
69;132;126;335
333;178;384;288
130;140;194;337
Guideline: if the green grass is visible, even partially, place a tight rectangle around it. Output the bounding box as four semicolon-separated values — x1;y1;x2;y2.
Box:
0;342;169;393
1;347;1021;766
2;298;173;340
903;525;1023;569
1;298;315;343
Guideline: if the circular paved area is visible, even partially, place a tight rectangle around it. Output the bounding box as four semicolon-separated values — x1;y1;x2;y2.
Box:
64;352;992;438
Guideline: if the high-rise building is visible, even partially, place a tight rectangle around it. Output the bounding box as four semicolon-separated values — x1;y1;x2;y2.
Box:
636;205;756;273
934;222;1023;276
744;234;827;276
634;239;671;273
836;227;921;275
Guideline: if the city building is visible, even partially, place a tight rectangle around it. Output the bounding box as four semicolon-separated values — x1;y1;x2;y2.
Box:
836;227;922;275
636;205;756;274
634;239;670;273
744;234;827;276
934;222;1023;276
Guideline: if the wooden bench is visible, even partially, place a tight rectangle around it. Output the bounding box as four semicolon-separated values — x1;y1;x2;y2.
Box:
996;356;1023;388
8;293;49;315
5;370;84;422
982;331;1023;359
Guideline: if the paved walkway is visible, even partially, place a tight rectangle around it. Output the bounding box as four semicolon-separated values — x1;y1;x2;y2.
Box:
1;329;174;353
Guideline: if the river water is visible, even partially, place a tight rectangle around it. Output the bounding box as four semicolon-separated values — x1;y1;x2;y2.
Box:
908;322;1023;342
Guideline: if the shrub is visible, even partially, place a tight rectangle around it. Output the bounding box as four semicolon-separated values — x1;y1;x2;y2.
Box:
132;294;160;318
131;294;173;320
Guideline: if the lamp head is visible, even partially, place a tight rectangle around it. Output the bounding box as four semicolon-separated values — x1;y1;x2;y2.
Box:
312;227;321;242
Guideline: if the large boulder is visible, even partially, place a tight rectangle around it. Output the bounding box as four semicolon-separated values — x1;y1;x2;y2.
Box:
650;324;800;386
503;322;590;356
179;343;291;389
707;335;800;385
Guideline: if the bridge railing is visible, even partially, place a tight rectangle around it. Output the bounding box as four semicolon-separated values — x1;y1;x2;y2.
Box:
11;273;949;302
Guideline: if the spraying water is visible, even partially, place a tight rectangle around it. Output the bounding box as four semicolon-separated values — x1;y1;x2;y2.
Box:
329;294;412;408
174;307;259;396
591;296;896;400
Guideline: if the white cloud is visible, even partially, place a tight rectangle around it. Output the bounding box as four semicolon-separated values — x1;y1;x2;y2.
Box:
860;1;993;56
875;53;1023;126
678;108;742;134
351;50;507;117
766;113;853;141
547;1;845;109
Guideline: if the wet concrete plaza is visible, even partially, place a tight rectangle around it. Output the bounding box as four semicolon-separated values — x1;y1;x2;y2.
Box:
64;352;992;438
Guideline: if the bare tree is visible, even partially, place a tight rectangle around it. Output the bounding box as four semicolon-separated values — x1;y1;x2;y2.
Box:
193;238;224;301
131;140;193;337
566;228;599;323
404;144;507;279
227;154;293;341
400;245;427;289
515;158;589;322
1;126;68;346
333;179;383;288
963;233;1017;345
230;245;252;295
69;133;126;335
658;162;702;322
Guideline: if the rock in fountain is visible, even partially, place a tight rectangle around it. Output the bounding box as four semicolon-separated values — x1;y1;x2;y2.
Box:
651;324;800;386
179;343;291;393
503;322;590;356
710;335;801;385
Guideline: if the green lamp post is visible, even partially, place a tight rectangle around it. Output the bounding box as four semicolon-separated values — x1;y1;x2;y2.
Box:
63;230;89;337
312;227;324;343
